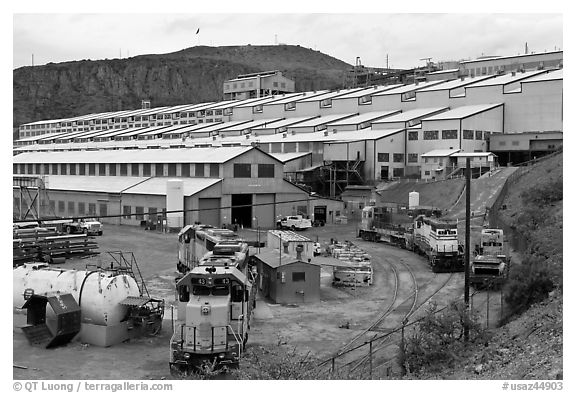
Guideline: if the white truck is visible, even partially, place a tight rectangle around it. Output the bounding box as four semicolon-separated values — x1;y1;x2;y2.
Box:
62;218;103;236
276;215;313;231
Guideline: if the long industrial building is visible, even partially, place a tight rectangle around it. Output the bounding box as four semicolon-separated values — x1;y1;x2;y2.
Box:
13;53;563;227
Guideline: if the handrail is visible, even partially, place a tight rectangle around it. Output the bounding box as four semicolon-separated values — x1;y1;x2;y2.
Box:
227;325;242;359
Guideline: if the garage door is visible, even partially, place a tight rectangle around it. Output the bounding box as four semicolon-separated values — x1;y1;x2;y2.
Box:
199;198;221;227
254;193;275;229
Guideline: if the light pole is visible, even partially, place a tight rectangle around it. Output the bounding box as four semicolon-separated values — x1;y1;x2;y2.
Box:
253;217;260;253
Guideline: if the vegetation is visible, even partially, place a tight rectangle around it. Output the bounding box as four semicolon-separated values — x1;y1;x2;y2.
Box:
402;301;488;375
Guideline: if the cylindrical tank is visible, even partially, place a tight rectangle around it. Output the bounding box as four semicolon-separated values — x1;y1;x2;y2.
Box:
167;179;184;229
13;263;141;326
408;191;420;209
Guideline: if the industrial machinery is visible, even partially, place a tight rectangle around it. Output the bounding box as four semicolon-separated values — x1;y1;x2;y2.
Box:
470;228;511;287
14;252;164;347
170;253;257;373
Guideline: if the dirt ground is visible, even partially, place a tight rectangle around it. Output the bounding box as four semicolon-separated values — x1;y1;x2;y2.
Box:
13;221;466;380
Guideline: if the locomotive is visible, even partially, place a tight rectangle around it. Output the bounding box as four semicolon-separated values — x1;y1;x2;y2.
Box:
171;227;256;374
409;215;464;273
470;228;510;286
358;206;464;272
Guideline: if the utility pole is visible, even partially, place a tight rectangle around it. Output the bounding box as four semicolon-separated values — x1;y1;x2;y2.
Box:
31;54;34;67
464;157;471;341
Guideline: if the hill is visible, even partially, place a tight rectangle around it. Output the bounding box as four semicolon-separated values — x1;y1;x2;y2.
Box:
376;178;466;211
13;45;351;130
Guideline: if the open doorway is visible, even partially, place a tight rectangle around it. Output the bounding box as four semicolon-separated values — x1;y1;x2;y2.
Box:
231;194;253;228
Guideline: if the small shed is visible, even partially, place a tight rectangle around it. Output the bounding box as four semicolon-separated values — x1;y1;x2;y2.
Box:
251;248;321;304
266;230;315;260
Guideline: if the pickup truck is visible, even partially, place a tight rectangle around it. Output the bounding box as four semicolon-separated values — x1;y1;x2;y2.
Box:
276;215;313;231
62;218;103;236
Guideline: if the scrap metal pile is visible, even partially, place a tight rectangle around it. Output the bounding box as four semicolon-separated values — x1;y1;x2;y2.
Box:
13;226;99;267
329;240;373;286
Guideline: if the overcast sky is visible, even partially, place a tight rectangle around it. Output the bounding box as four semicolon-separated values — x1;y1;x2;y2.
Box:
13;12;563;70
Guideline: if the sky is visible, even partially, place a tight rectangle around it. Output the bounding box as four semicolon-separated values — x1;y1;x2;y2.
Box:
12;12;563;70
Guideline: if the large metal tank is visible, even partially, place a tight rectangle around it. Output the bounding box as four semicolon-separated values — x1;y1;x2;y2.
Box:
167;179;184;229
13;263;141;326
408;191;420;210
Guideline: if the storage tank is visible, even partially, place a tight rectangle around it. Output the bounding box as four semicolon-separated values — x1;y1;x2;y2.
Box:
167;179;184;229
408;191;420;210
13;263;140;326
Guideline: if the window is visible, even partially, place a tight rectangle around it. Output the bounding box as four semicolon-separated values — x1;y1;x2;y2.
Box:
143;163;151;176
35;164;41;174
195;163;205;177
98;163;106;175
135;206;144;221
43;164;49;174
408;153;419;163
281;82;286;88
120;163;128;176
512;141;520;146
78;202;85;215
52;164;58;175
68;201;75;216
155;163;164;176
273;82;278;87
442;130;458;139
424;130;439;140
499;141;506;146
210;163;219;177
408;131;419;141
484;132;490;141
377;153;389;162
60;164;68;175
79;164;86;175
424;170;430;176
475;131;483;140
148;207;158;222
258;164;275;178
49;200;55;213
168;163;177;176
109;164;117;176
88;203;96;216
58;201;65;214
393;168;405;177
70;164;77;175
131;163;139;176
393;153;404;163
181;163;190;177
284;142;296;153
100;203;107;217
234;163;251;178
88;163;96;176
292;272;306;282
463;129;474;140
123;205;131;219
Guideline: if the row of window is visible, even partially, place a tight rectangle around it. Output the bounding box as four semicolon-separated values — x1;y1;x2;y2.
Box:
14;162;276;179
377;153;405;163
122;206;165;220
224;81;287;90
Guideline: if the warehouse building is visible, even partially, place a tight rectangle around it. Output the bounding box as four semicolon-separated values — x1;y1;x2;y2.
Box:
223;71;296;100
459;50;562;77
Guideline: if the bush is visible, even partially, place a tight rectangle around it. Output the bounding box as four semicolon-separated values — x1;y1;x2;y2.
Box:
403;301;487;374
520;179;563;206
504;254;554;317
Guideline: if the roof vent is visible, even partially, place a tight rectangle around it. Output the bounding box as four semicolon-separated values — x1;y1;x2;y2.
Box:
324;130;329;136
212;135;217;141
460;76;465;81
283;132;288;138
512;71;516;76
291;130;296;135
332;129;337;134
245;134;251;139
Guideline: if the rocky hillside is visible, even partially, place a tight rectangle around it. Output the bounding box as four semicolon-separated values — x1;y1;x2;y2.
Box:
13;45;351;130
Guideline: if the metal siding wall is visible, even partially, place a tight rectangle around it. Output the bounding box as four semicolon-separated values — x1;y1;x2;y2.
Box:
254;193;275;229
198;198;221;227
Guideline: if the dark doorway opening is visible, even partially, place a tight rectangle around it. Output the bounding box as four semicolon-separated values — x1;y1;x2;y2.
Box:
232;194;253;228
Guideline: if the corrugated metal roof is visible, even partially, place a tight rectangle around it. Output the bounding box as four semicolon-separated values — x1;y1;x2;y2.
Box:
422;104;502;121
43;175;149;193
460;50;563;64
332;84;404;99
219;118;283;132
326;110;400;126
264;91;329;105
297;88;365;102
451;152;496;157
417;75;495;92
162;123;214;135
251;116;318;130
13;146;253;164
288;113;358;128
326;128;405;142
122;177;221;196
521;69;563;83
269;152;312;163
373;80;446;96
372;107;448;123
234;93;301;108
465;70;546;87
253;249;321;269
421;149;461;157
